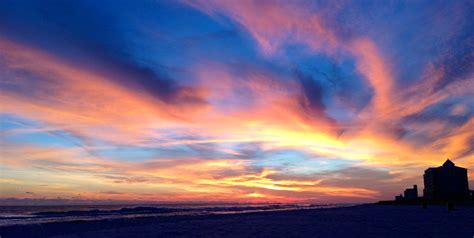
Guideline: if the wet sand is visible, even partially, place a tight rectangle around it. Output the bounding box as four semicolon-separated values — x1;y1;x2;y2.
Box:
1;204;473;238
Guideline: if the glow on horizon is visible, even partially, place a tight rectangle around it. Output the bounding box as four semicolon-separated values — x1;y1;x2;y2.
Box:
0;0;473;203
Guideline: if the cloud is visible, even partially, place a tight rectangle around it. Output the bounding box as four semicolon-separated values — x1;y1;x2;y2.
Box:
0;38;210;145
185;0;396;116
0;0;206;105
295;71;327;116
0;0;473;202
101;191;125;195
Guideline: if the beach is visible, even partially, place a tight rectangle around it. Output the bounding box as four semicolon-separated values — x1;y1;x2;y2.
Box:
1;204;473;238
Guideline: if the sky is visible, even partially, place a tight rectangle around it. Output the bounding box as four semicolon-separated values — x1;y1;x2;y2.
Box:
0;0;473;203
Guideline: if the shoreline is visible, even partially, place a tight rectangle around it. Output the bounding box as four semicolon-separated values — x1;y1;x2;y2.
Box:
0;203;357;227
1;204;474;238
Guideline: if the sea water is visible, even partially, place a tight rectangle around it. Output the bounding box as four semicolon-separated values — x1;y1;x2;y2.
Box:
0;203;357;226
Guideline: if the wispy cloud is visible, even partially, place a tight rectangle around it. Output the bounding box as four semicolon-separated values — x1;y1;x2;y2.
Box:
1;0;473;202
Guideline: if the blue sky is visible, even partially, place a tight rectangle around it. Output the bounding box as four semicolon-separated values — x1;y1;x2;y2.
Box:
0;0;473;202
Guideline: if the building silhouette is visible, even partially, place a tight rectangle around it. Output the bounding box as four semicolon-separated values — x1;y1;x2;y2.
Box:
393;185;418;201
384;159;473;205
404;185;418;200
395;194;403;201
423;159;470;201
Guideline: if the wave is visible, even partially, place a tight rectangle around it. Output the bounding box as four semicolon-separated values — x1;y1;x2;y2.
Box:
0;203;358;226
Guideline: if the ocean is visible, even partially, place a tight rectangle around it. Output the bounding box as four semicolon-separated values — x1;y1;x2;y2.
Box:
0;203;356;226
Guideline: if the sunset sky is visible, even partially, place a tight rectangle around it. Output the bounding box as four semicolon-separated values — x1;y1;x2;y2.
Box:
1;0;473;203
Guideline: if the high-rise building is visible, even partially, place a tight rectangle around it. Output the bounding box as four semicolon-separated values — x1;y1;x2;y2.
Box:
423;159;470;201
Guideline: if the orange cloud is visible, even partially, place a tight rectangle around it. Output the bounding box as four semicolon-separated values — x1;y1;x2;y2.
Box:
1;0;473;203
0;37;209;145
